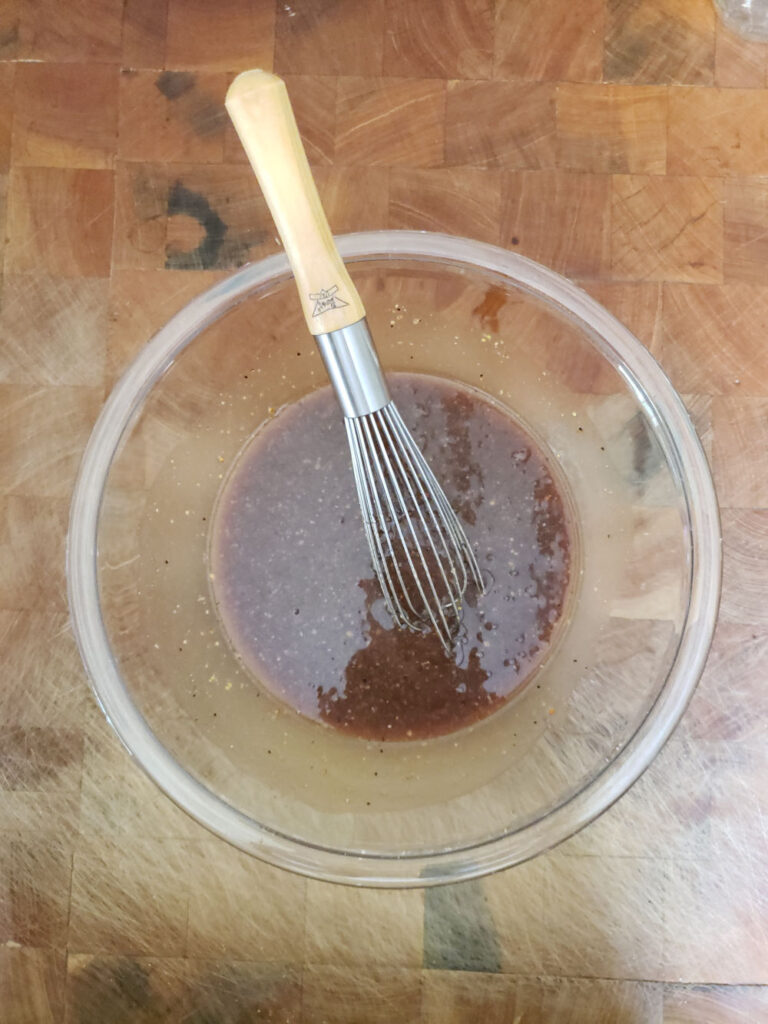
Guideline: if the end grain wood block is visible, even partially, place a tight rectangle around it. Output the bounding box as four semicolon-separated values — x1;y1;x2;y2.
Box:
0;385;103;498
224;75;337;167
445;81;556;170
181;961;302;1021
66;955;190;1022
682;623;768;744
713;396;768;508
0;948;64;1024
715;22;768;88
0;0;19;60
383;0;493;79
275;0;385;77
0;496;69;610
428;970;667;1019
336;78;445;167
482;861;549;974
389;167;501;243
67;956;302;1022
113;162;168;271
494;0;603;82
421;971;519;1024
669;88;768;176
0;609;88;727
107;268;227;385
701;743;768;860
663;855;768;983
163;162;276;270
13;62;118;169
724;177;768;285
515;978;662;1024
539;855;665;979
0;273;108;387
122;0;167;69
604;0;715;86
0;836;73;947
0;726;82;795
556;84;667;175
500;170;611;278
304;882;423;967
0;64;14;172
184;842;306;960
6;167;114;277
119;69;227;164
68;839;190;956
720;510;768;628
663;985;768;1022
20;0;123;63
302;966;422;1024
166;0;275;72
611;175;723;283
661;283;768;396
314;166;390;233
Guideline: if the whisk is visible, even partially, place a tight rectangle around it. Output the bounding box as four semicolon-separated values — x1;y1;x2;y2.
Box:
226;70;484;650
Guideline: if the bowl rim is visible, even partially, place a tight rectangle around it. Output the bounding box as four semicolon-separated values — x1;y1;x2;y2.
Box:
67;230;721;887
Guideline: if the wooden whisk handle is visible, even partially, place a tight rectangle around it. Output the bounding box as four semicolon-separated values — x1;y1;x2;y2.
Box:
226;69;366;336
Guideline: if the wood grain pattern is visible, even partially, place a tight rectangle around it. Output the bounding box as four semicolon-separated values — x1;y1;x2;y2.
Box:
661;283;768;395
389;167;501;243
668;87;768;176
121;0;167;69
13;62;118;170
118;69;227;164
274;0;385;77
383;0;494;80
682;623;768;744
605;0;716;85
720;510;768;628
714;21;768;87
336;77;446;167
304;882;424;967
20;0;123;64
713;396;768;507
495;0;604;82
500;169;611;277
0;947;64;1024
557;83;667;174
0;0;767;1013
0;385;102;497
445;81;556;169
611;174;723;283
166;0;275;73
663;984;768;1023
0;272;108;386
302;965;423;1024
6;166;114;277
0;496;70;610
724;176;768;285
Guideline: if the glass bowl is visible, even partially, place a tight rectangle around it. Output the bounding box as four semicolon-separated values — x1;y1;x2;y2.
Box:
68;231;720;886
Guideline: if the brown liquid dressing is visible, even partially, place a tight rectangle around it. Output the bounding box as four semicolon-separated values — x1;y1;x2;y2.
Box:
210;374;572;742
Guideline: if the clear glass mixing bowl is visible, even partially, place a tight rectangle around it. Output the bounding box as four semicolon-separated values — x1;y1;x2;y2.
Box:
68;231;720;886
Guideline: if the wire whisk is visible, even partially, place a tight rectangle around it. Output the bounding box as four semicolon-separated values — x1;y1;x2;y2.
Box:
226;69;485;649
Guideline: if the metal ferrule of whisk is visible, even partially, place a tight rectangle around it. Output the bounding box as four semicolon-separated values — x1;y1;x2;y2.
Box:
314;318;391;418
314;319;485;652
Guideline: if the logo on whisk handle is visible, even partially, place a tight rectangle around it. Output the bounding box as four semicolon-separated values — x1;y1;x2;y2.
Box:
309;285;349;317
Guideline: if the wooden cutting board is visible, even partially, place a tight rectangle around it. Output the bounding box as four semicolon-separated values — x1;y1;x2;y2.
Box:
1;0;767;1019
